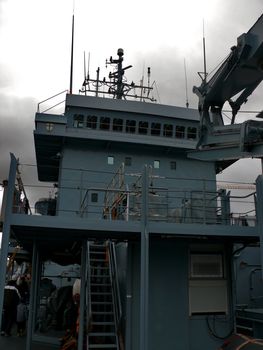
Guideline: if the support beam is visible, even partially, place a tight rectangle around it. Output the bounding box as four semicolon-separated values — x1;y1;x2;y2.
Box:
78;240;87;350
0;153;17;331
256;175;263;278
140;165;149;350
26;241;39;350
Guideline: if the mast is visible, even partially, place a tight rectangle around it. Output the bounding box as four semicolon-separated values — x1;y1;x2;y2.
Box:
69;13;75;94
184;58;189;108
80;48;156;102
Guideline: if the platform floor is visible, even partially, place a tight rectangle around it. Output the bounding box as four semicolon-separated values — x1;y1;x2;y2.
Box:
0;335;59;350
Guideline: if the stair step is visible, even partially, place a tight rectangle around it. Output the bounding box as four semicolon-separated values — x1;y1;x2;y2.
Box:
91;283;111;286
91;302;113;305
90;251;106;254
90;266;109;270
92;322;115;325
89;332;116;337
90;243;107;247
91;292;112;295
90;258;106;262
92;311;114;315
91;275;110;278
88;345;117;349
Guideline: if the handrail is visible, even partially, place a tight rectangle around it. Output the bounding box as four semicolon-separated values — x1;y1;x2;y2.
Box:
108;241;123;349
41;100;65;113
86;241;92;333
13;163;32;215
37;89;68;113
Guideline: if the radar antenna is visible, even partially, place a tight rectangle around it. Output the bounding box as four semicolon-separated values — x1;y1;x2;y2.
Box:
80;48;156;101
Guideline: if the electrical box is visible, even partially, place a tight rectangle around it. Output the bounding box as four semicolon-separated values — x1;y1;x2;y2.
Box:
189;279;228;315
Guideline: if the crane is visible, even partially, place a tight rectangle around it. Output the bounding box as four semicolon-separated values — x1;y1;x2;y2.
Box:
189;14;263;166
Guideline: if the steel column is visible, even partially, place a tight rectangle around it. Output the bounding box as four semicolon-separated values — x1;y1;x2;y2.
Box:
78;240;87;350
140;165;149;350
26;241;39;350
256;175;263;278
0;153;17;331
125;244;132;350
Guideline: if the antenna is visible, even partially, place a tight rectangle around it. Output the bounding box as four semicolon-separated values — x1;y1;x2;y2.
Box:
197;20;208;83
69;13;75;94
80;49;156;102
147;67;151;98
202;19;207;83
87;52;90;80
140;62;145;101
84;52;87;96
96;67;100;97
184;59;189;108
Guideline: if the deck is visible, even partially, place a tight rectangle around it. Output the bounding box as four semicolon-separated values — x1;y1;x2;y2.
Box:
0;333;58;350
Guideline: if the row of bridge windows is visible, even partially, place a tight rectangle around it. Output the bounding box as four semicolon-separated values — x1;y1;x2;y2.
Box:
73;114;198;140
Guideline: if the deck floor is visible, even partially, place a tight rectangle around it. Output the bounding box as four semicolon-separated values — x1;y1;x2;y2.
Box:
0;334;59;350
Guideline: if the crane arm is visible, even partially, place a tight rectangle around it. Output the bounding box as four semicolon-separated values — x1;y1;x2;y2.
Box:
193;14;263;132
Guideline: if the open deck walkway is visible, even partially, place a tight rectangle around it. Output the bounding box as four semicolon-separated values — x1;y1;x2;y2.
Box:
0;334;58;350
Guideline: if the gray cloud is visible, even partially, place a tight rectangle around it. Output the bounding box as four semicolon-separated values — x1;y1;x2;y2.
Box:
0;94;36;179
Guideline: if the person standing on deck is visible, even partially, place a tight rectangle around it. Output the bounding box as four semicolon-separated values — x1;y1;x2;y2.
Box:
1;277;21;336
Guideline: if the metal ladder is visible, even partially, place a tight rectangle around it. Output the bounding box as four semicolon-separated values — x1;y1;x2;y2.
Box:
87;242;119;350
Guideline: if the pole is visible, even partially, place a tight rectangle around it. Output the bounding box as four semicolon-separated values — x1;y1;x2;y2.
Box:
26;241;39;350
78;240;87;350
69;13;75;94
0;153;17;331
140;165;149;350
203;19;207;84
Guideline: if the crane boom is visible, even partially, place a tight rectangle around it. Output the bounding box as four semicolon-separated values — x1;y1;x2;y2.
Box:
193;14;263;132
189;14;263;170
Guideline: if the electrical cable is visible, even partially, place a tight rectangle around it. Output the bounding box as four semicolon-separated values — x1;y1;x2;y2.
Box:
206;315;234;340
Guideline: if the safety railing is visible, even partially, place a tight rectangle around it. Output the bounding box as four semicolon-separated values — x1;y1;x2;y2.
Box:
37;90;68;114
6;163;33;215
86;242;92;334
8;161;257;226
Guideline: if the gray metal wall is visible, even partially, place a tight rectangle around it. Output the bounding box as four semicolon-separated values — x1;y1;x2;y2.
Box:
123;240;233;350
56;141;216;218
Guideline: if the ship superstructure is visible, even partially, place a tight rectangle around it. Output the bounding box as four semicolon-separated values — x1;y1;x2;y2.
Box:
1;14;263;350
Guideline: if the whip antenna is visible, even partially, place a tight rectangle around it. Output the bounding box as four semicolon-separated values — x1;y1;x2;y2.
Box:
69;12;75;94
202;19;207;83
184;58;189;108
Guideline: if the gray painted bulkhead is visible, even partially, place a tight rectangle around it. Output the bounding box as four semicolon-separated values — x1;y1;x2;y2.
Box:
56;139;216;219
116;239;234;350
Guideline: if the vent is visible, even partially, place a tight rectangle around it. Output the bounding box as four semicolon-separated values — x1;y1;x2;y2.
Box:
190;254;223;278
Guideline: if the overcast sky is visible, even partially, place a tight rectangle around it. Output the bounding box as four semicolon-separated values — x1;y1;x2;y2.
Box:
0;0;263;212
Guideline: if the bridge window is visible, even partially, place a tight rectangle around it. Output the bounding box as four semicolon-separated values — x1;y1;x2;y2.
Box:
107;156;114;165
87;115;97;129
163;124;173;137
170;161;176;170
175;125;185;138
113;118;123;132
154;160;160;169
138;121;149;135
187;127;197;140
46;123;54;132
73;114;84;128
125;157;132;166
126;120;136;133
151;122;161;136
100;117;110;130
91;193;98;203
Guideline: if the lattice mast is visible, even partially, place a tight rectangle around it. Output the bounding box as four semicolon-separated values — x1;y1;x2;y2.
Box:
80;48;156;101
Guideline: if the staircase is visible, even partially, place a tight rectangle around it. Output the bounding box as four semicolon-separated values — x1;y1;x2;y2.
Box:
87;242;120;350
